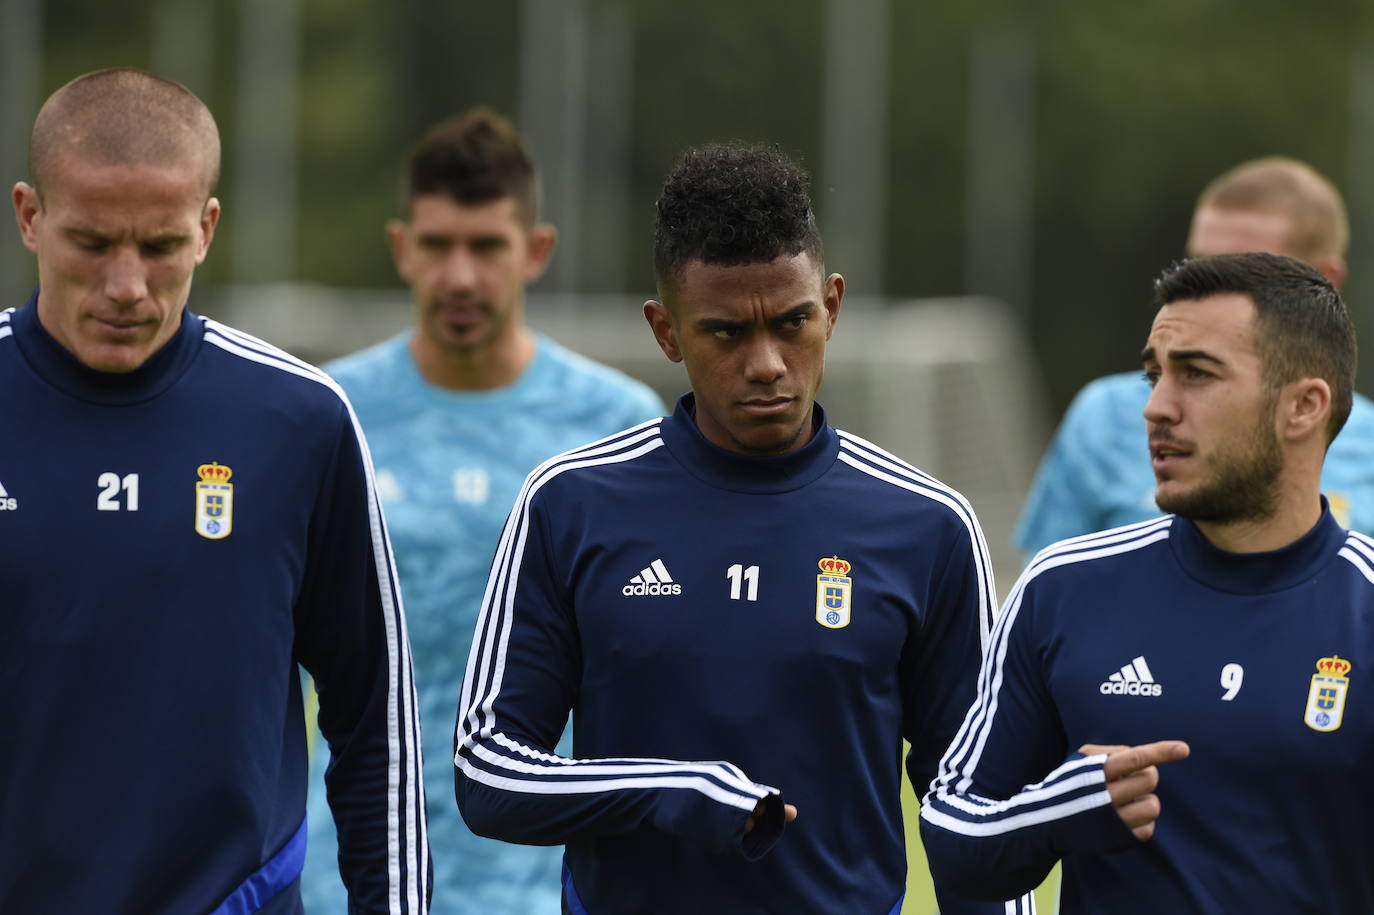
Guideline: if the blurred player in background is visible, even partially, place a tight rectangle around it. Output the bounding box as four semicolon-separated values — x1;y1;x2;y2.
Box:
2;68;427;914
301;108;662;914
923;252;1374;912
453;143;1030;914
1016;156;1374;556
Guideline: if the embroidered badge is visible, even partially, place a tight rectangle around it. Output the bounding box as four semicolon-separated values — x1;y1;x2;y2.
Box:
815;556;852;629
195;462;234;540
1304;654;1351;732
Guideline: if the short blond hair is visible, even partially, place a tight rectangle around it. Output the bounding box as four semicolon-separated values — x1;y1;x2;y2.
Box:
1196;156;1348;263
29;67;220;201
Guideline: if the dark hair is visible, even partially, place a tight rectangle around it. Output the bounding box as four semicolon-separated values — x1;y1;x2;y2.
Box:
30;67;220;200
1154;252;1356;443
402;107;538;224
653;143;822;288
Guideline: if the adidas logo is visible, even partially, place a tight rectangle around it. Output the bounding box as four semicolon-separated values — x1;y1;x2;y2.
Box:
1099;656;1163;697
622;559;682;596
0;478;14;511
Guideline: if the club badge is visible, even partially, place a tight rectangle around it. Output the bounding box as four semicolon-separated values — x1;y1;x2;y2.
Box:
815;556;852;629
195;462;234;540
1304;654;1351;733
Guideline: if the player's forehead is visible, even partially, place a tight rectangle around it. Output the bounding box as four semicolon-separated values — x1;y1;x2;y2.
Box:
666;253;823;319
1186;206;1295;260
41;155;209;235
1145;293;1259;362
406;193;525;237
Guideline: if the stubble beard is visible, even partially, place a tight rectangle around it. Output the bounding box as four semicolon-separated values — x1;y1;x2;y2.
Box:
1155;410;1283;525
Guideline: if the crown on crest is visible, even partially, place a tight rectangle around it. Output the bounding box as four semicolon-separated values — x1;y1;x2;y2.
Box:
198;462;233;483
1316;655;1352;677
818;556;851;575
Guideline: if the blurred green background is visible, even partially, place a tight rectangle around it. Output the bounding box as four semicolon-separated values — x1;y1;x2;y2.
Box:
7;1;1372;910
7;0;1374;412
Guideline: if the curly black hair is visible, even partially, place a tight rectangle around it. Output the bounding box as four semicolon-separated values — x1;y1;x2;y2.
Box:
653;143;823;286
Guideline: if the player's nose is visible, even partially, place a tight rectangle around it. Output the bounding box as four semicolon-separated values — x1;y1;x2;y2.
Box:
104;246;149;306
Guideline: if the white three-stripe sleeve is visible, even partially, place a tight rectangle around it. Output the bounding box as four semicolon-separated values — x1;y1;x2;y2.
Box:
916;535;1152;903
203;323;431;913
452;428;785;859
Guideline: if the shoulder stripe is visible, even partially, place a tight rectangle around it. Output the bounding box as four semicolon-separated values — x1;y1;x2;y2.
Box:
1338;546;1374;584
454;428;777;811
1346;530;1374;560
1027;515;1174;567
932;521;1169;798
0;307;12;341
205;322;429;910
836;434;997;648
202;317;332;382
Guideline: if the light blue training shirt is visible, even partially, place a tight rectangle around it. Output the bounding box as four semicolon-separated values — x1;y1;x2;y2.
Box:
302;331;664;914
1015;371;1374;557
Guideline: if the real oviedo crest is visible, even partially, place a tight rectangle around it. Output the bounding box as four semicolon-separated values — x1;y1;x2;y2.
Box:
195;462;234;540
1304;654;1352;733
815;555;853;629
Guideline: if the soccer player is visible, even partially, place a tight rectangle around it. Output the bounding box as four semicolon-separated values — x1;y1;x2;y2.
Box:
300;109;663;914
1016;157;1374;555
921;252;1374;911
1;69;427;913
453;144;1030;913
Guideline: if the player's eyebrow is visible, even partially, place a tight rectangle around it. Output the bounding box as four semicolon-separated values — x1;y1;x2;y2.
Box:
696;315;747;332
62;226;193;246
1140;345;1226;366
771;302;816;323
696;302;816;332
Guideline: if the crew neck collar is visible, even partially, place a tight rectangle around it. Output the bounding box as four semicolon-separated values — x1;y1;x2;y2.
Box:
1169;498;1345;594
402;331;551;408
11;293;203;405
657;392;839;494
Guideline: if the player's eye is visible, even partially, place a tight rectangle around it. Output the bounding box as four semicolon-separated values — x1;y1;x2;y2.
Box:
1141;369;1160;388
713;327;742;340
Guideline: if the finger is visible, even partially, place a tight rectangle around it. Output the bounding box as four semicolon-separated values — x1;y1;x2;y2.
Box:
784;804;798;822
1115;793;1161;829
1102;741;1190;780
1104;766;1159;806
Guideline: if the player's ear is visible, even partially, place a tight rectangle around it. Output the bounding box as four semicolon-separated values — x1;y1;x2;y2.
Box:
1280;376;1331;443
13;181;41;254
822;272;844;340
386;218;412;281
644;300;682;363
194;197;221;265
523;222;558;283
1312;253;1347;291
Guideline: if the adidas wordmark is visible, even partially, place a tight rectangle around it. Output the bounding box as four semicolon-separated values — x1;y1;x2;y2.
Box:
623;559;682;596
1100;655;1163;697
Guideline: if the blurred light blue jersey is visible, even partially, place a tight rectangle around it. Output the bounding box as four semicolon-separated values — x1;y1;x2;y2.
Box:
1015;371;1374;556
302;331;664;914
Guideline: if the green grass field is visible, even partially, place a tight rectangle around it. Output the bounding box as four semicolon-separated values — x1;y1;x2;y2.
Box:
901;745;1059;914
